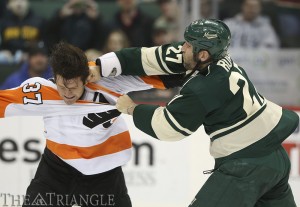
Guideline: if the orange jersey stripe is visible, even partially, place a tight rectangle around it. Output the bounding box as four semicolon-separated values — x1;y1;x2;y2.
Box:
46;131;132;159
88;61;96;66
86;83;122;97
140;76;166;89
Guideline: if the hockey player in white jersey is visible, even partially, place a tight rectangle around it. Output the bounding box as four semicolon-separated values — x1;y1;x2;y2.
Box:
0;42;183;207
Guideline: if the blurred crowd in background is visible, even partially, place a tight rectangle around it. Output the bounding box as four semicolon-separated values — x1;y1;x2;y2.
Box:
0;0;299;103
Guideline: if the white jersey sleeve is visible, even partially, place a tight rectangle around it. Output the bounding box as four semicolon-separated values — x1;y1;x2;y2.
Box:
94;75;167;95
0;77;107;118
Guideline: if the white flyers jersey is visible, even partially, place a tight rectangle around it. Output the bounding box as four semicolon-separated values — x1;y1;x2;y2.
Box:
0;74;167;175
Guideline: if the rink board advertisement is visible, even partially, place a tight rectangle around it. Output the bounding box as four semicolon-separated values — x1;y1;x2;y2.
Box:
230;49;300;106
0;112;299;207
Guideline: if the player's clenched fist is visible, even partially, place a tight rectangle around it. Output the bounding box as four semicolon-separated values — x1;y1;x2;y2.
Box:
116;95;137;115
87;61;101;82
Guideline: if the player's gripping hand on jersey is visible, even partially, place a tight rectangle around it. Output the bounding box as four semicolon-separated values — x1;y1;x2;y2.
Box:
116;95;137;115
87;61;101;82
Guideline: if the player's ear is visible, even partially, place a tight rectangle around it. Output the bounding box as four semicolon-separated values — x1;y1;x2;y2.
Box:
199;51;210;62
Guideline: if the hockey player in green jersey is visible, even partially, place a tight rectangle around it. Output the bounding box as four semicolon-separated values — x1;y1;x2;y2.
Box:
94;19;299;207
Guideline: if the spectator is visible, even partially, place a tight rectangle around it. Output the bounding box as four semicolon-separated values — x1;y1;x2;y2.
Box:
200;0;215;19
276;0;300;47
46;0;109;51
0;43;51;89
0;0;45;64
152;19;177;46
224;0;280;48
155;0;180;41
219;0;242;20
86;30;129;63
102;29;130;53
110;0;154;47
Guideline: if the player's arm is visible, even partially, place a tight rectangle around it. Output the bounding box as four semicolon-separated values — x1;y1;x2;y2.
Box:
0;77;102;118
91;73;185;96
88;56;185;94
117;86;206;141
0;78;54;118
95;42;187;77
89;60;185;95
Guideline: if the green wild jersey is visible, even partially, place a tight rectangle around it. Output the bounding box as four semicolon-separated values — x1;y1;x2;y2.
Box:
99;42;299;162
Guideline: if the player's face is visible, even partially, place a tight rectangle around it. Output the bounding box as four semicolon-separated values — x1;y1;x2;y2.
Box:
56;75;85;105
181;42;197;70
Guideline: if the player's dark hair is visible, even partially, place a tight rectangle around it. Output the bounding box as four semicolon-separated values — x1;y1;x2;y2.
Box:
50;42;89;84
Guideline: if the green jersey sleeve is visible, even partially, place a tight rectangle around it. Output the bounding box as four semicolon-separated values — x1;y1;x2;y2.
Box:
132;84;207;141
98;42;187;77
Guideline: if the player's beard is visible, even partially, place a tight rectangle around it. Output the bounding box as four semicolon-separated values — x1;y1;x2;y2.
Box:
183;62;195;71
184;53;211;81
183;52;199;71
